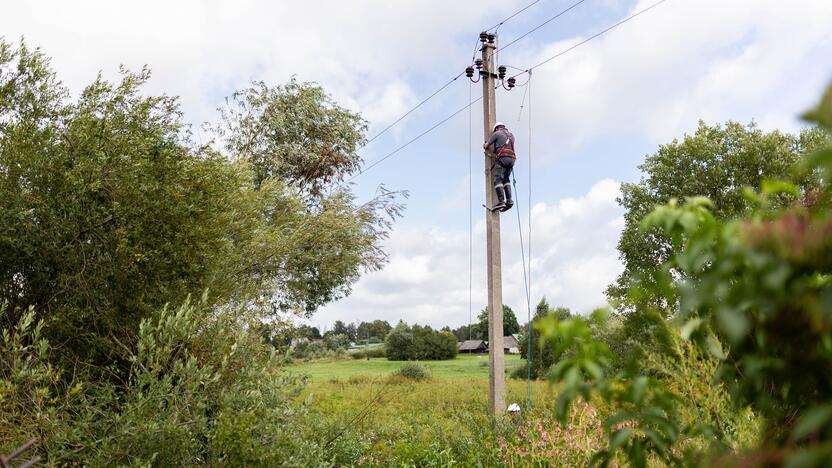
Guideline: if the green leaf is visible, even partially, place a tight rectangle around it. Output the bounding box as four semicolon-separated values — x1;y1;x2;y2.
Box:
680;318;703;340
609;428;633;450
791;404;832;441
641;428;669;452
705;333;726;360
630;376;648;405
716;308;750;345
555;390;575;423
761;179;799;197
583;359;604;381
784;446;832;468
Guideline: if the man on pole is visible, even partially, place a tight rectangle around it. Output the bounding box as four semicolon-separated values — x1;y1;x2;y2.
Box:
483;121;516;212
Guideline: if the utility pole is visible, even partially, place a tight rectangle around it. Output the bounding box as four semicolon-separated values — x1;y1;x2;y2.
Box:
466;31;518;418
479;32;505;416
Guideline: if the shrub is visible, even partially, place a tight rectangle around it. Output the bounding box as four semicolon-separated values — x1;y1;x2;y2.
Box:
509;364;528;380
324;333;350;351
385;324;415;360
385;322;458;361
350;346;385;359
393;362;430;381
1;297;329;465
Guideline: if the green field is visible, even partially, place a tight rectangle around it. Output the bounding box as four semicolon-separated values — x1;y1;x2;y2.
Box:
289;354;603;465
291;353;525;381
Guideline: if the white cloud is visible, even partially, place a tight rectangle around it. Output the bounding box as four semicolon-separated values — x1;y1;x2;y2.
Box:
496;0;832;154
0;0;521;130
316;179;624;328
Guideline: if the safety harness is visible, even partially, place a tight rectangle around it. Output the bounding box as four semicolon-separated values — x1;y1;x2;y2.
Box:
495;129;516;160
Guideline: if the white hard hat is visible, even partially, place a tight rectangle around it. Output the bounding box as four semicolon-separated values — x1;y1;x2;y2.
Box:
494;122;506;131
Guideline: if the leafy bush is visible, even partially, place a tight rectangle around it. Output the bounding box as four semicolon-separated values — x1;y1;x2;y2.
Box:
393;362;431;381
1;297;330;466
324;333;350;351
538;84;832;467
509;364;529;380
385;324;415;360
384;322;458;361
350;346;385;359
518;299;563;379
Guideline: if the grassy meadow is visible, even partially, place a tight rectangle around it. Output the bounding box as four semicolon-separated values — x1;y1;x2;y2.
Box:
290;355;608;466
291;353;524;381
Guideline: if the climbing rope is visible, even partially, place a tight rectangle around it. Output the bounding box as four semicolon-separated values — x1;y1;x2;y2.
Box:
511;70;534;411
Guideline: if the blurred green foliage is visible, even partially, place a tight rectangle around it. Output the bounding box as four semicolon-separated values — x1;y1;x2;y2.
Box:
539;83;832;467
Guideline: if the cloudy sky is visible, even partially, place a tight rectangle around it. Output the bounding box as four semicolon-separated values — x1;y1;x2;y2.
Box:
5;0;831;330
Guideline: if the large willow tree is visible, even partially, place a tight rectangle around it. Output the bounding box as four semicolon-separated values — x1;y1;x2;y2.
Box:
0;40;404;369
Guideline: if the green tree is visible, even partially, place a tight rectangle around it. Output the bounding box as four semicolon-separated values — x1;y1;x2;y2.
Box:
474;305;520;338
345;323;358;342
451;324;475;342
384;322;457;361
324;333;350;351
0;40;404;373
329;320;349;337
384;323;414;361
216;79;366;196
607;121;828;314
518;299;569;379
356;319;392;342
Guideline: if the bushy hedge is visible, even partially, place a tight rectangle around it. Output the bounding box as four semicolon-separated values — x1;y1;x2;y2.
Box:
384;323;458;361
0;298;329;465
350;346;386;359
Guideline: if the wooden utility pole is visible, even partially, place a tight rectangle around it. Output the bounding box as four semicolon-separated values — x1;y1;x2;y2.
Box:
480;34;505;416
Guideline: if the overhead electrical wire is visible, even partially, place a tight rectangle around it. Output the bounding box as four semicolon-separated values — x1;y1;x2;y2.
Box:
348;0;671;184
497;0;589;53
485;0;542;32
507;0;671;79
365;0;546;149
472;0;543;61
341;95;483;185
363;71;465;147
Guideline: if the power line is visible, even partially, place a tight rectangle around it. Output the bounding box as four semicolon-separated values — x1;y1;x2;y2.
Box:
485;0;542;32
350;0;671;185
363;72;465;146
508;0;671;79
497;0;589;54
369;1;544;148
342;95;483;185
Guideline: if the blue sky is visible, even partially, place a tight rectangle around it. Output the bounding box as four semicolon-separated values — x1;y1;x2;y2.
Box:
4;0;831;331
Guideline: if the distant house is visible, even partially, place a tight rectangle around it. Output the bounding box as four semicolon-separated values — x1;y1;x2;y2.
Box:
503;335;520;354
458;340;488;354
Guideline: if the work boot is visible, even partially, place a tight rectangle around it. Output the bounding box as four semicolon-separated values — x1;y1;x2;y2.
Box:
495;184;506;202
502;184;514;211
494;185;507;211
